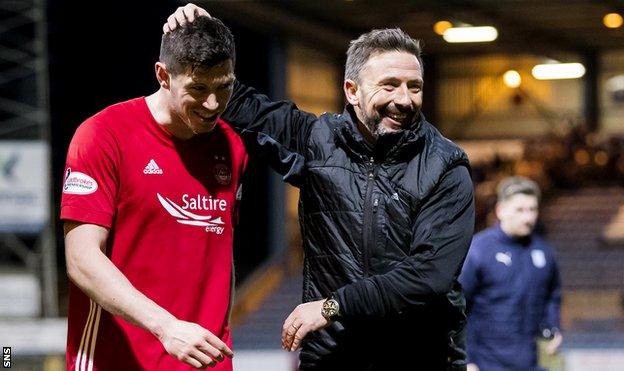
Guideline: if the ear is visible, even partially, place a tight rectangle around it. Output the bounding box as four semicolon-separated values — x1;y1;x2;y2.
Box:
495;202;505;221
343;79;359;106
155;62;171;89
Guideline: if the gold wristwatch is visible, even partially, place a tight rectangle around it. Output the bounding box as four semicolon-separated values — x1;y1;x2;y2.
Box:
321;297;340;321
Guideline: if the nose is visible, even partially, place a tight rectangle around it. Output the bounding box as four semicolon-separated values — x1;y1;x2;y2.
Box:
203;93;219;111
522;210;538;224
393;85;412;109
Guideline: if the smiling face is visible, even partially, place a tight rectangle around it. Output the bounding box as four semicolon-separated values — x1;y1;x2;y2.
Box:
344;51;423;138
163;59;235;136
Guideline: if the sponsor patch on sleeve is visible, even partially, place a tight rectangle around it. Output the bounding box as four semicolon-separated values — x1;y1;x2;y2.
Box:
63;168;98;195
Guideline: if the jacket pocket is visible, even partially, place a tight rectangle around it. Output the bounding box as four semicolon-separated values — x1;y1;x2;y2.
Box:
380;188;416;257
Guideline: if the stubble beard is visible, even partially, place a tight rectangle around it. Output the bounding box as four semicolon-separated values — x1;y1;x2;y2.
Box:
363;113;406;138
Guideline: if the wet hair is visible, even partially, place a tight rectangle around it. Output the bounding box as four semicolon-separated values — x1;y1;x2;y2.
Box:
159;16;235;76
344;28;422;82
497;176;541;203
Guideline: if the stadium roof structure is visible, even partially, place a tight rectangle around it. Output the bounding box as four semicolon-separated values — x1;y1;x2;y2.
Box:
206;0;624;58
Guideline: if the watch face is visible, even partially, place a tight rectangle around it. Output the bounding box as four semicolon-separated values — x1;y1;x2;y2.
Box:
322;299;340;319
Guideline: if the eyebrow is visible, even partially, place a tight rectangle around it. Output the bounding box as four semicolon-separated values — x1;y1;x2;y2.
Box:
378;76;423;84
190;74;236;85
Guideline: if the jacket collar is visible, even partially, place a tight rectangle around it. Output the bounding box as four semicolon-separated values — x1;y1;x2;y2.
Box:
494;222;533;247
334;105;425;163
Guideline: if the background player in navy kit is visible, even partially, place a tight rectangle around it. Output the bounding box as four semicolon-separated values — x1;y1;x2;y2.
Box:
460;176;562;371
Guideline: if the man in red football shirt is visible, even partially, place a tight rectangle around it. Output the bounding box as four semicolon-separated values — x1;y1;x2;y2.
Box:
61;14;246;371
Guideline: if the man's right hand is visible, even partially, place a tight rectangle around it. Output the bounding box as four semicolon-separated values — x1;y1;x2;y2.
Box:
164;3;210;33
159;318;233;369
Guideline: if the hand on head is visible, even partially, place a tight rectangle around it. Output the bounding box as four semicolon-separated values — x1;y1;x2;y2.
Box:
164;3;211;33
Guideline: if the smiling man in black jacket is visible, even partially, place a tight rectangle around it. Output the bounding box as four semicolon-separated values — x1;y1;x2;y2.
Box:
167;5;475;370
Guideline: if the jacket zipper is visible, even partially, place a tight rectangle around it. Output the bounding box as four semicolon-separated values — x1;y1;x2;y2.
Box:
362;156;378;277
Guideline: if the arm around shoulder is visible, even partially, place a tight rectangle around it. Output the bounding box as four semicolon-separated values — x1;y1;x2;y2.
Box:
222;81;318;183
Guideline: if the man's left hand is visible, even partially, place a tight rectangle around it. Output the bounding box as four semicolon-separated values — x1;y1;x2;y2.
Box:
545;332;563;355
281;300;330;352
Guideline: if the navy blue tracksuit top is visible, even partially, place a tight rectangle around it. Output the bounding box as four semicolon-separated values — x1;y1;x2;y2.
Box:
459;224;561;371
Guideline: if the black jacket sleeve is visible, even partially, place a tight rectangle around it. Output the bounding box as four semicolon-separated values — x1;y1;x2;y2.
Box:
221;81;317;186
334;165;475;319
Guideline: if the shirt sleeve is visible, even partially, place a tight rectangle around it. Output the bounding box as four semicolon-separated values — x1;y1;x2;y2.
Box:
456;238;481;365
459;240;481;310
221;80;317;186
60;118;120;228
543;252;562;331
334;165;475;319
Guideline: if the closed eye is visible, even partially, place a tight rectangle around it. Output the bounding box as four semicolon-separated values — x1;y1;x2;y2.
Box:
218;82;233;90
408;82;423;92
190;85;206;92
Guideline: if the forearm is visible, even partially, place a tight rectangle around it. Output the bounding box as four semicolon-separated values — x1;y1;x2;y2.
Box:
334;231;472;318
544;300;561;330
335;165;474;319
66;229;233;368
222;81;315;184
65;231;175;339
544;265;562;329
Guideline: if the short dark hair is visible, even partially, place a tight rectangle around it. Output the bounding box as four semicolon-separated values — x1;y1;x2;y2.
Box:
159;16;235;76
345;28;422;82
497;176;541;202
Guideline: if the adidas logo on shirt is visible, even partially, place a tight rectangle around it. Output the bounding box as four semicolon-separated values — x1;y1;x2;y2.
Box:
143;159;163;175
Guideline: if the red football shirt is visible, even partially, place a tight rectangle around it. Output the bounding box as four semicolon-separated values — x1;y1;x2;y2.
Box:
61;97;247;371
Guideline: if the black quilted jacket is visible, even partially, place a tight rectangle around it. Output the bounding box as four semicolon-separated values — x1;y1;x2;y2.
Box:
223;82;474;370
